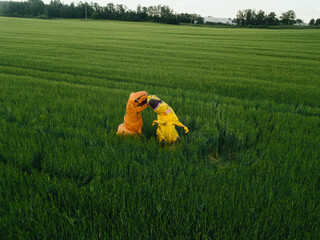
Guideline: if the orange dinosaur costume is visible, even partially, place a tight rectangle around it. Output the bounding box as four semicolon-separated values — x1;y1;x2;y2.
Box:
116;91;148;136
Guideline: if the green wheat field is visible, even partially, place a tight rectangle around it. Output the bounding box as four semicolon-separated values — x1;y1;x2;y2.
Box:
0;17;320;239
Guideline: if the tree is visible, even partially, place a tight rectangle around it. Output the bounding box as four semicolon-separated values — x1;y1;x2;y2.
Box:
136;4;147;21
197;16;204;24
116;4;126;15
59;2;76;18
27;0;45;16
160;5;173;20
244;9;256;25
147;5;161;21
315;18;320;25
267;12;278;25
280;10;296;25
47;0;62;18
189;13;198;24
105;3;116;19
236;10;245;26
309;18;315;25
255;10;266;25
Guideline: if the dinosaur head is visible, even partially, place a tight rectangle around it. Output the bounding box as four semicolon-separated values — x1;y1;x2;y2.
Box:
129;91;148;110
147;95;162;109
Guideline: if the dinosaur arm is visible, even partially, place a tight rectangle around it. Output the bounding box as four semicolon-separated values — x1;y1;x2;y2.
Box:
174;121;189;134
152;119;168;126
153;120;189;134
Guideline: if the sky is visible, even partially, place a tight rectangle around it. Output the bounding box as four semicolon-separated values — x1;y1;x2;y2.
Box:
15;0;320;22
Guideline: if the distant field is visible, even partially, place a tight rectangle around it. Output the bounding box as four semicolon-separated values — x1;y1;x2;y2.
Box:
0;17;320;239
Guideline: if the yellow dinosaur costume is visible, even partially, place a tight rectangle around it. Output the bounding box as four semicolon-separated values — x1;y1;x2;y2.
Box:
147;95;189;144
117;91;148;136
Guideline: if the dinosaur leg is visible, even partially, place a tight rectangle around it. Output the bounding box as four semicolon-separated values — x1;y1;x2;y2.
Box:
156;126;167;145
166;125;180;144
116;123;136;136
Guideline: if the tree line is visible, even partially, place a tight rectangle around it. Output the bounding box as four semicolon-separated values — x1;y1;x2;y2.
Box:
0;0;204;24
236;9;320;26
309;18;320;25
1;1;319;27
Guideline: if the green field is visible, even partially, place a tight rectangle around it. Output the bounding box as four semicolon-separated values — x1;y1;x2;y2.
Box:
0;17;320;239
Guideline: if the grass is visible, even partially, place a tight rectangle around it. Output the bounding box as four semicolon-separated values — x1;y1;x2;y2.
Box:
0;17;320;239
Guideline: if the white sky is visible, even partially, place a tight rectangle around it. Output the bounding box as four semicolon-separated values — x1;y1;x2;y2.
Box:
7;0;320;22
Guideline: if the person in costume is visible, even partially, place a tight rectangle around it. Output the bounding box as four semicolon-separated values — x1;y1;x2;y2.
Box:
147;95;189;145
117;91;148;136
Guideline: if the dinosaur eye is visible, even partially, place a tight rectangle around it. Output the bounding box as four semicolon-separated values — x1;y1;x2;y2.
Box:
135;99;138;102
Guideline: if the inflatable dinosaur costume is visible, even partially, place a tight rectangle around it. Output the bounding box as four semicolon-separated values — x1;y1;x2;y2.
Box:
147;95;189;144
117;91;148;136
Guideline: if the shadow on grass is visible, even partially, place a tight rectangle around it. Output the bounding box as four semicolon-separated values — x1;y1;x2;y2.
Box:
197;121;257;168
